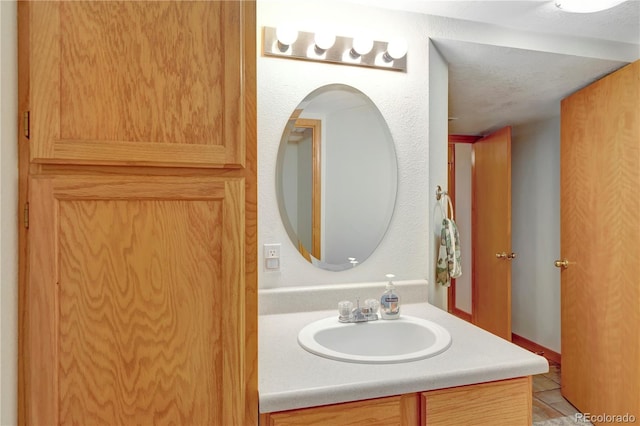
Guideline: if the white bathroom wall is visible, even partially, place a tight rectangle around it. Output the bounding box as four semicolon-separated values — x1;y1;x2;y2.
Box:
258;1;432;291
0;1;18;423
511;117;561;353
454;143;473;314
257;0;624;308
427;41;449;308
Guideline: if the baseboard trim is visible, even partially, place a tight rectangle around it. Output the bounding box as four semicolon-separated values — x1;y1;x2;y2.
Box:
512;333;561;365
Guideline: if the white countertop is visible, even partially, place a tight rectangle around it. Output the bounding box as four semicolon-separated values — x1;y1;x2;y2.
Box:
259;302;548;413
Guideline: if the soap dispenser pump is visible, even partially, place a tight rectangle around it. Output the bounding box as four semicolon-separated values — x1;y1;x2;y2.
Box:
380;274;400;320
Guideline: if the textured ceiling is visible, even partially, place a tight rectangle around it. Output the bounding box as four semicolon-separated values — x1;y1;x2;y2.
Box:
435;40;628;134
359;0;640;44
346;0;640;135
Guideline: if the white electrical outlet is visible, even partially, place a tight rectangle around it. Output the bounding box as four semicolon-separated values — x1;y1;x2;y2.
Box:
264;243;280;258
263;243;281;271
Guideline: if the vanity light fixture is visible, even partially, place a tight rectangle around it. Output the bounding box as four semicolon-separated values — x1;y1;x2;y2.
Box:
275;25;298;52
351;37;374;58
263;26;407;72
554;0;627;13
314;31;336;53
383;38;408;62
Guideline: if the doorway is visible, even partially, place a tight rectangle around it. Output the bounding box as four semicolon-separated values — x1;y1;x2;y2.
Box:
447;129;514;342
446;135;477;322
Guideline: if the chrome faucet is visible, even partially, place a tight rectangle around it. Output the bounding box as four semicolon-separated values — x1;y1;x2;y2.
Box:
338;298;379;323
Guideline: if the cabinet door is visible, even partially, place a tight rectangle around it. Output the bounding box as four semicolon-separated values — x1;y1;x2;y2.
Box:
26;1;251;168
260;394;419;426
422;377;532;426
25;174;247;425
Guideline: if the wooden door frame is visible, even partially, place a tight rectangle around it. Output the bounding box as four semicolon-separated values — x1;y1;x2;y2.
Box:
17;2;30;420
293;118;322;260
447;135;480;321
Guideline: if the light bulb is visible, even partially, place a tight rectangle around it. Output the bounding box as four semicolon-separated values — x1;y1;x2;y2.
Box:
554;0;627;13
351;37;374;57
384;38;408;61
276;25;298;47
314;31;336;51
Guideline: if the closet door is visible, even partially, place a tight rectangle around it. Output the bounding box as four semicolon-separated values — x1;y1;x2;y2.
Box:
26;1;247;168
560;60;640;420
25;174;247;425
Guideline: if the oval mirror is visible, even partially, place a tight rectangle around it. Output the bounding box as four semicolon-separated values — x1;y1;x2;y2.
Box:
276;84;398;271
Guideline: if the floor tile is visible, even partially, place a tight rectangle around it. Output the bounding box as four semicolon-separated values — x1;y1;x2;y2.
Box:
533;415;590;425
533;398;565;422
533;375;561;392
550;398;581;417
543;364;561;384
535;389;566;405
531;362;593;425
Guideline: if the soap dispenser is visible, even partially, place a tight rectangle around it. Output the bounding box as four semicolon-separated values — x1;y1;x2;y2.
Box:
380;274;400;319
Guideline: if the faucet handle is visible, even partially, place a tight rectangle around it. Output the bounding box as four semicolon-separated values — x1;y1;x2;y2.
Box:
364;298;380;315
338;300;353;322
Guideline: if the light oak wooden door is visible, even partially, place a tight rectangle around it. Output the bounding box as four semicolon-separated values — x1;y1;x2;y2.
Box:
560;60;640;421
25;174;248;425
472;127;513;340
24;1;251;168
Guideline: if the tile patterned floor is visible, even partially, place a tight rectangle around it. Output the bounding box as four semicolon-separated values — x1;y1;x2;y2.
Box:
532;362;593;425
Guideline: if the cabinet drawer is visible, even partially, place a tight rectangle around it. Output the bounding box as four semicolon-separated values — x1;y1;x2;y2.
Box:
422;377;532;426
260;394;419;426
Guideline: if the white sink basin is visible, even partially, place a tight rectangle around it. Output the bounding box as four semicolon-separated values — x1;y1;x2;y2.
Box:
297;315;452;364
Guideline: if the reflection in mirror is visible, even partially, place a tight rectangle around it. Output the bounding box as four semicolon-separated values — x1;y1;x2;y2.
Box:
276;84;398;271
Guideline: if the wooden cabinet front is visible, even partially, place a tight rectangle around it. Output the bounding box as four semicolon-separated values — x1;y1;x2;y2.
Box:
422;377;532;426
260;394;420;426
26;1;250;168
20;0;257;423
26;175;248;425
260;377;532;426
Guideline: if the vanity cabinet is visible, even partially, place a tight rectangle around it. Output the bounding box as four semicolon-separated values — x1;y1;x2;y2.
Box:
19;1;257;424
260;377;531;426
259;394;420;426
421;376;532;425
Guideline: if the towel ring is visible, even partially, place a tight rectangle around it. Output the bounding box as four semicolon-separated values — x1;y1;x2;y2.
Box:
436;185;455;220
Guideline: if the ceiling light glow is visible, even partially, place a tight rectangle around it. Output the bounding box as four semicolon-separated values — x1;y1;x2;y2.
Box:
554;0;628;13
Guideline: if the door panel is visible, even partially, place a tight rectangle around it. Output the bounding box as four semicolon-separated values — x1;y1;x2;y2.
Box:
28;1;246;168
560;60;640;420
472;127;512;340
27;175;245;425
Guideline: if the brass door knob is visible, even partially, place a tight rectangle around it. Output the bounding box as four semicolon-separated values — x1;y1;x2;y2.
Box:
496;252;516;260
554;259;570;268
